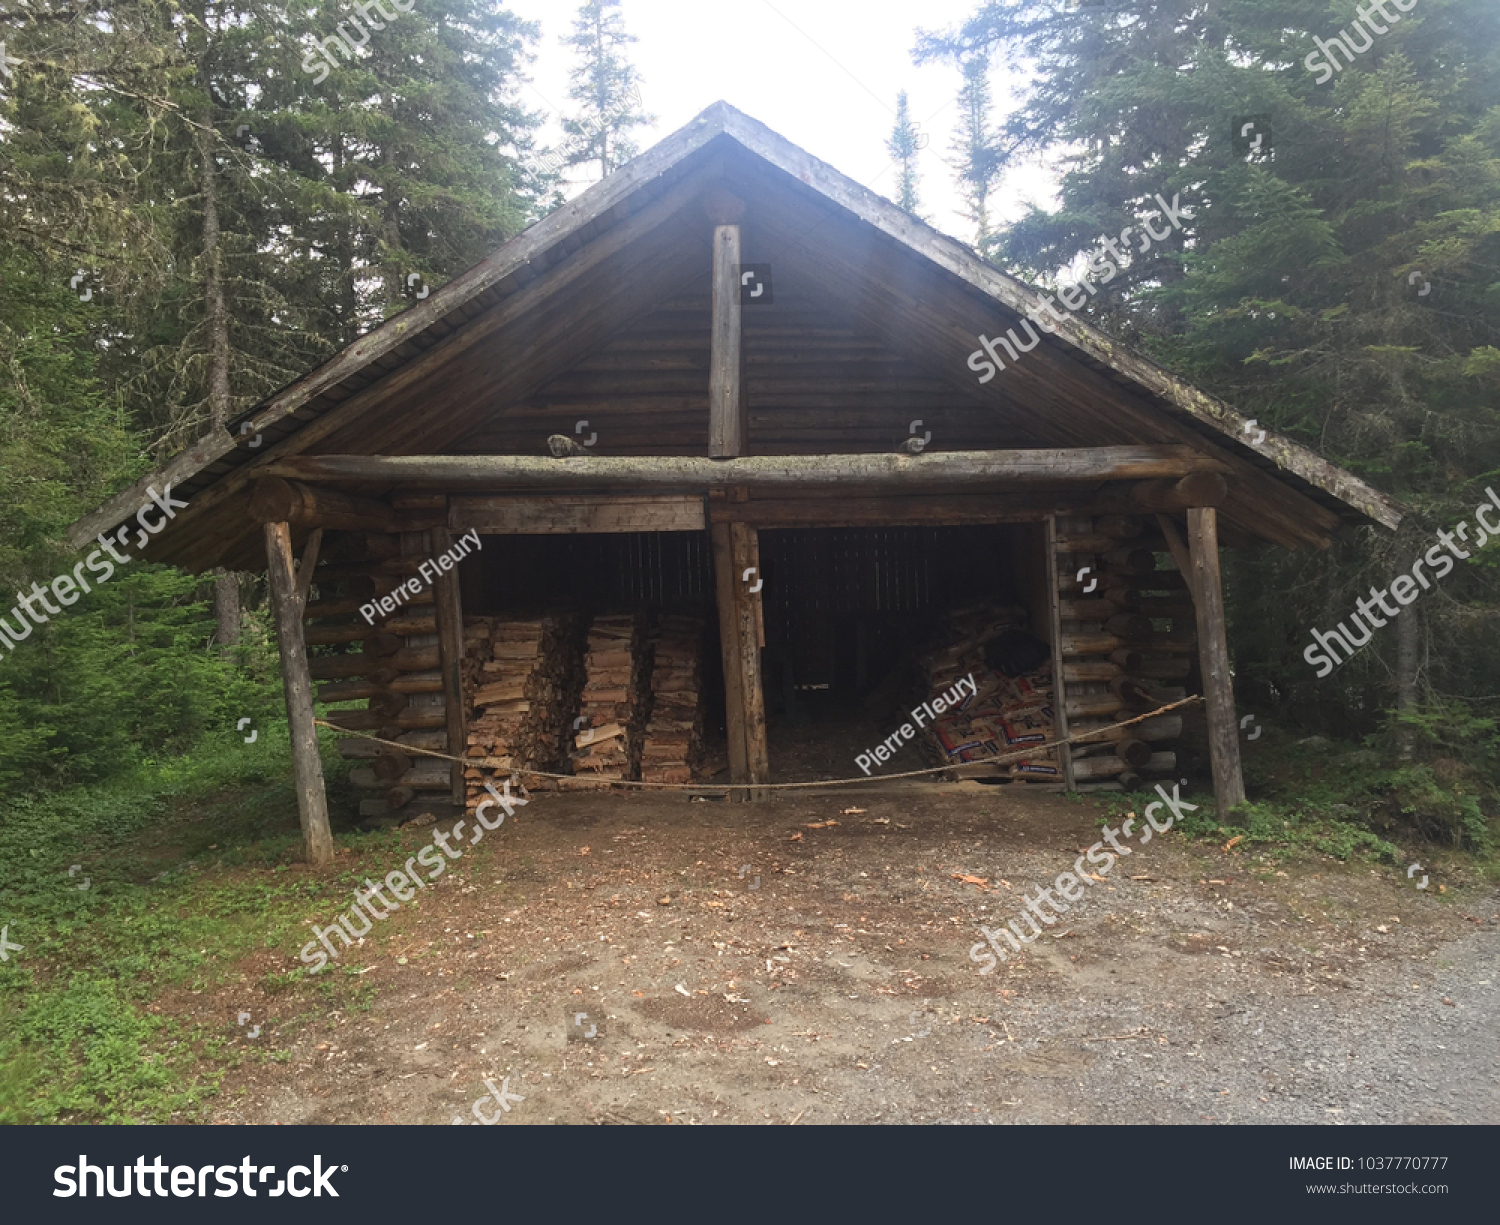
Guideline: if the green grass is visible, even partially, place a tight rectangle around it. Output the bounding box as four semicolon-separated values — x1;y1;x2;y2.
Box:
1099;729;1499;877
0;721;379;1123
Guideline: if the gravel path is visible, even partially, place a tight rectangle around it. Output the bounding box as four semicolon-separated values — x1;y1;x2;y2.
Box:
198;788;1498;1126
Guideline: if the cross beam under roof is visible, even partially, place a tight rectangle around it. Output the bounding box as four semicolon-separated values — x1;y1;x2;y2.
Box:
255;445;1229;492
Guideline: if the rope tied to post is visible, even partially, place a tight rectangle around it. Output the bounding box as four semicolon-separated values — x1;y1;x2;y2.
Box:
313;694;1203;794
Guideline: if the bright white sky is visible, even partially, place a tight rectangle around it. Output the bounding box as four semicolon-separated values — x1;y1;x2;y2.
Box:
503;0;1060;246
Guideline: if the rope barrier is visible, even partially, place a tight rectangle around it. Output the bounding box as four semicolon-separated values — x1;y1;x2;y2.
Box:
313;694;1203;795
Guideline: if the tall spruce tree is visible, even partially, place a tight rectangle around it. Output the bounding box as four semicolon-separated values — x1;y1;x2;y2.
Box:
559;0;650;182
887;90;923;216
951;54;1000;251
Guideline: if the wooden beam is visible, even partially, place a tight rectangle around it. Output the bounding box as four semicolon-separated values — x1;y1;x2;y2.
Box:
728;520;769;797
249;478;400;534
710;521;749;791
294;527;323;605
450;494;704;534
1045;516;1076;791
264;521;334;866
1154;514;1198;604
1099;474;1229;513
430;527;469;807
709;223;746;457
710;494;1049;528
259;446;1227;490
1187;507;1246;818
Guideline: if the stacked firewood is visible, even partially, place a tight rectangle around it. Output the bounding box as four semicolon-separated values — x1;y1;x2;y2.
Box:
567;613;649;788
639;614;707;785
462;613;583;799
914;604;1060;780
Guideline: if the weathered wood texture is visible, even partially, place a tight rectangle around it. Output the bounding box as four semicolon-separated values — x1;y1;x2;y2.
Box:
249;478;400;533
709;223;746;457
263;521;334;865
430;527;469;806
1045;515;1076;789
1188;507;1247;817
259;445;1225;491
450;494;705;534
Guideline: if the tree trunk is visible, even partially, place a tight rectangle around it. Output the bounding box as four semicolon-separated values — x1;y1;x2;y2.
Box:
1395;557;1419;761
197;81;240;651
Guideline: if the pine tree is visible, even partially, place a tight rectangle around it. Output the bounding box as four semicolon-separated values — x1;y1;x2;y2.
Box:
951;54;1000;251
559;0;651;182
887;90;923;216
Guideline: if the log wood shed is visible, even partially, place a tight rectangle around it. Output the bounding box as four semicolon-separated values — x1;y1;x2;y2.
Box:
69;102;1401;865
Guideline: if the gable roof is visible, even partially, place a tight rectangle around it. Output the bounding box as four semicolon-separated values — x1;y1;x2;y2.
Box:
69;101;1401;571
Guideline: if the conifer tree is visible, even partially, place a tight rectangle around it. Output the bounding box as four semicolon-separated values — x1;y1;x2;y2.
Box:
559;0;651;181
887;90;924;216
916;0;1500;772
951;54;1000;251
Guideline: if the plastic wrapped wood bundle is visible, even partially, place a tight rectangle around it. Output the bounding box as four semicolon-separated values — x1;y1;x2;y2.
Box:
567;612;650;788
462;613;583;800
913;603;1057;778
639;614;707;785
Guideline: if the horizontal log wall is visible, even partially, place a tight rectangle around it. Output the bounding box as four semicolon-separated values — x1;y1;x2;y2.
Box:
1051;508;1192;787
302;527;456;822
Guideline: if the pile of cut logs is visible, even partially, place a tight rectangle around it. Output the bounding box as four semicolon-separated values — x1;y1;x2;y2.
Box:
1054;511;1192;788
914;604;1052;780
566;613;649;788
462;614;583;799
639;614;708;785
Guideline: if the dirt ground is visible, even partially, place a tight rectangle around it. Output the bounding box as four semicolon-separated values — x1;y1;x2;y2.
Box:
198;784;1500;1126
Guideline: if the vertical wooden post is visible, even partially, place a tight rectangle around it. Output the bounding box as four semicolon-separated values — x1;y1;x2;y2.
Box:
1187;507;1247;817
730;521;769;798
704;189;768;797
708;222;746;458
711;520;750;789
1044;515;1076;790
264;521;334;866
430;523;468;807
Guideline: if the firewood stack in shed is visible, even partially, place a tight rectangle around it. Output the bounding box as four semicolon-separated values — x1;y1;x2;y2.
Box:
639;614;708;785
567;612;649;788
914;603;1060;781
462;613;583;798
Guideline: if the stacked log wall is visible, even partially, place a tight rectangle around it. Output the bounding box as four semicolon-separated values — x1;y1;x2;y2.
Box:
306;530;452;821
1053;511;1192;790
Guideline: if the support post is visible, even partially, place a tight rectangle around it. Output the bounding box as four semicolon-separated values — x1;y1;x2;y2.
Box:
709;222;747;457
430;523;468;807
711;520;749;789
730;520;770;797
705;194;767;798
1045;515;1076;790
1187;507;1246;818
264;521;334;865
